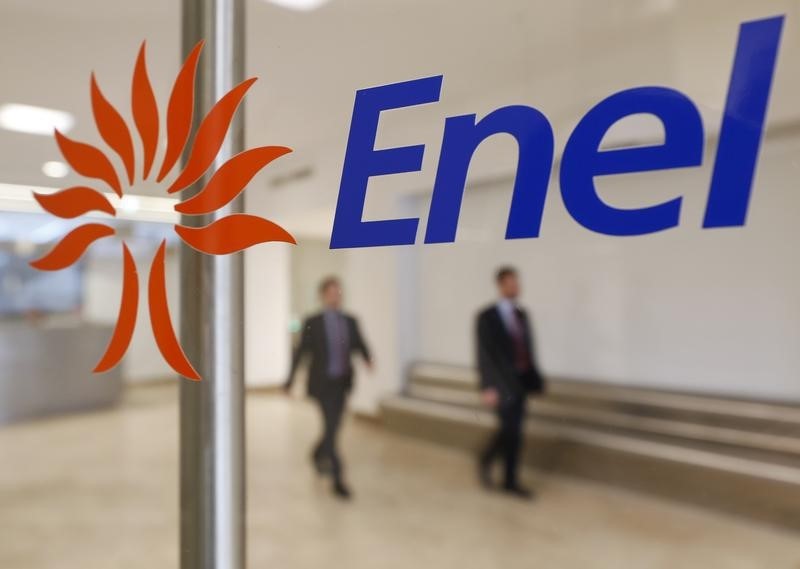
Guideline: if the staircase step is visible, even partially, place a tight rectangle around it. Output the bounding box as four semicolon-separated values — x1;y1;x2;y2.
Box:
407;382;800;457
381;395;800;530
409;363;800;436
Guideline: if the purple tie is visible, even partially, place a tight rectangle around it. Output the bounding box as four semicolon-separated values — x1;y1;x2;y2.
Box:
509;311;530;372
327;312;348;377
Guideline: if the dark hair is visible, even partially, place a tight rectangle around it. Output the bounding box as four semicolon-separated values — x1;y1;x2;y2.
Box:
495;266;517;283
319;276;341;295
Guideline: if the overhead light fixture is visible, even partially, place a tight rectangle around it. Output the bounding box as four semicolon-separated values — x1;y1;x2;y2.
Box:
42;161;69;179
118;195;141;213
0;103;75;136
0;183;179;224
264;0;330;12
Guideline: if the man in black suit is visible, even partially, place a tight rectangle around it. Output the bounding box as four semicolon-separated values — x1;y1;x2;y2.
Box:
476;266;544;499
284;276;372;500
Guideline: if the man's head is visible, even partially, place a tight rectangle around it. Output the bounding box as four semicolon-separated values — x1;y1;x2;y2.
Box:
319;276;343;310
495;266;520;300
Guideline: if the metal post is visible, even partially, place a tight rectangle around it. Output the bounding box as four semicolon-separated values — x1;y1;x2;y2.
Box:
179;0;246;568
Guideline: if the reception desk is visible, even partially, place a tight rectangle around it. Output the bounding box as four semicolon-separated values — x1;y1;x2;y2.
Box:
0;320;123;425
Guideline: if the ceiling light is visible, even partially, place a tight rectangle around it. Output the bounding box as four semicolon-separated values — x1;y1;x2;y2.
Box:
0;103;75;136
42;161;69;179
118;195;141;213
264;0;330;12
0;183;179;224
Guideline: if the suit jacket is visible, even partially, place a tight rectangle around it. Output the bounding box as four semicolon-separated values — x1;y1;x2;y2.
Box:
476;303;544;399
286;311;371;399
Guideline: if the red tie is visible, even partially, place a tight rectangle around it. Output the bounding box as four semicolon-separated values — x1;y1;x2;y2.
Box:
509;310;531;372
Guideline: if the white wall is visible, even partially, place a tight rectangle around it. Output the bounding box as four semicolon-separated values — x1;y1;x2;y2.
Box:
240;163;305;388
289;240;347;320
244;244;292;387
411;133;800;402
83;243;181;383
341;248;402;415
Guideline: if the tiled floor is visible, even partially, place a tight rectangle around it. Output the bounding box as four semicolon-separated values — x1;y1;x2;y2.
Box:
0;385;798;569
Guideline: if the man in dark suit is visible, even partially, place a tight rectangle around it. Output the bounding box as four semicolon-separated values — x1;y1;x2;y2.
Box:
476;266;544;499
284;276;372;500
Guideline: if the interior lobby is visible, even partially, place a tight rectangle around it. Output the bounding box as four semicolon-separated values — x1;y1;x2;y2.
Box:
1;0;799;567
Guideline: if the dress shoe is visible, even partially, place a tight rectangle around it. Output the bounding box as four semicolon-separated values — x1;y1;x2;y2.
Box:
333;481;352;500
502;484;534;500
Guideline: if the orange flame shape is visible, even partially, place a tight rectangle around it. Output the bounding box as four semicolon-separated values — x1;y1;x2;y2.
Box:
30;41;296;381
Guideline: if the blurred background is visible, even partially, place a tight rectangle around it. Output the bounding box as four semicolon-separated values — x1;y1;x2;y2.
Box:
1;0;799;567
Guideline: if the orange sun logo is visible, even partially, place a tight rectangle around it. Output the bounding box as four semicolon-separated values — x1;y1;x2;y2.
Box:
29;41;296;381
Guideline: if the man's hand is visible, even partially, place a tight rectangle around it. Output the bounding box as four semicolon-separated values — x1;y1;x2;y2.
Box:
481;388;499;408
365;359;374;372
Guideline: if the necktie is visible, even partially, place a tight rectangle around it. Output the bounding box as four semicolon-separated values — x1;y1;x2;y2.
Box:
336;315;348;372
509;310;531;372
327;313;349;377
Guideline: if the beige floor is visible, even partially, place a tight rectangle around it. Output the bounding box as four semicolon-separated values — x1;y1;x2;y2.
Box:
0;385;798;569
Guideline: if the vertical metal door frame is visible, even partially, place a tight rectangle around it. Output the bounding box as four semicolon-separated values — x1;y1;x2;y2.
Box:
179;1;246;567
